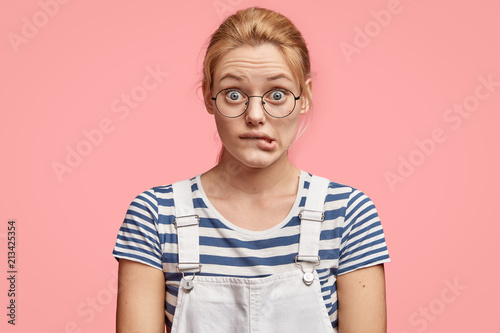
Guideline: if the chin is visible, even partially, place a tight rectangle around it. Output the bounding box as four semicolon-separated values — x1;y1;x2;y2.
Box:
244;160;275;170
231;151;284;170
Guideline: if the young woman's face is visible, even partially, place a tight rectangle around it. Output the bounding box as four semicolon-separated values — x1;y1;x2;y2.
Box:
207;43;311;170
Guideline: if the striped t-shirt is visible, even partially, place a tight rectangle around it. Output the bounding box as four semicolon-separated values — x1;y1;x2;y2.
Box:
112;170;390;330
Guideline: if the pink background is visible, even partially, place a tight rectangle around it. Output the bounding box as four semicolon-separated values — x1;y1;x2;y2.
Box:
1;0;499;332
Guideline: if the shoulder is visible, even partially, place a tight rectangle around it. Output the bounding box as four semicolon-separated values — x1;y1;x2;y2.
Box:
303;171;374;208
129;176;200;210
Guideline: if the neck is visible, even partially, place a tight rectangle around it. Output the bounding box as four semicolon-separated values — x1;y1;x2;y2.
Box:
202;149;300;198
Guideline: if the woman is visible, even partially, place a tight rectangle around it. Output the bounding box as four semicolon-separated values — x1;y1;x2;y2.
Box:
113;7;390;333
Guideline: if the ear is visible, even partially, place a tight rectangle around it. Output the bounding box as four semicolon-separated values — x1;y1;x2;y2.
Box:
299;77;312;115
202;85;215;114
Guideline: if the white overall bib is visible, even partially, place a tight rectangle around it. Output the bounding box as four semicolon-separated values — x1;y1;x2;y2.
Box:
170;176;336;333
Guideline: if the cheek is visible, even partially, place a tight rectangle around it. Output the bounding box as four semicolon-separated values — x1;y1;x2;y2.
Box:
278;118;300;140
214;116;234;141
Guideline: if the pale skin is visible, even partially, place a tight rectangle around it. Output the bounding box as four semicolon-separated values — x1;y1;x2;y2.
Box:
116;44;387;332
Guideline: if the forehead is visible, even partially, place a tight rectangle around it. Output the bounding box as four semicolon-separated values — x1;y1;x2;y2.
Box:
214;44;296;83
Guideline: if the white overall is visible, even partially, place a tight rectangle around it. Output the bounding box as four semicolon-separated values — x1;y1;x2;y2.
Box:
170;176;336;333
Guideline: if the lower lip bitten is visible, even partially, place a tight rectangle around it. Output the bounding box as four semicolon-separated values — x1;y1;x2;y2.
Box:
242;137;276;150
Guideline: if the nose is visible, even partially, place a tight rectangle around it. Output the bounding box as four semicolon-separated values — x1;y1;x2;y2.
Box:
245;96;266;125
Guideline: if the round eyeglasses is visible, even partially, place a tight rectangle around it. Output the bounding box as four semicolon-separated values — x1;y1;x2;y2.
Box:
211;88;302;118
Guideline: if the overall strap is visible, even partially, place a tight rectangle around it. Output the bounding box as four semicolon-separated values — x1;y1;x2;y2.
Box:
172;179;201;273
297;175;331;262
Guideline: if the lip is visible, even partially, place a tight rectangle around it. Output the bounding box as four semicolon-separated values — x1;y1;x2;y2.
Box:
239;132;274;142
239;132;276;150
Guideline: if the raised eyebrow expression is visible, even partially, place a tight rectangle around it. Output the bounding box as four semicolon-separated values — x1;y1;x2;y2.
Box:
217;73;296;90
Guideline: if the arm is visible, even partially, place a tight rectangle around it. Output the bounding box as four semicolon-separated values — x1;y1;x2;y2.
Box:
116;259;166;333
337;264;387;333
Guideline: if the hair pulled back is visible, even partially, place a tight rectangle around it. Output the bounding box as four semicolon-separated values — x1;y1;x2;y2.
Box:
202;7;312;108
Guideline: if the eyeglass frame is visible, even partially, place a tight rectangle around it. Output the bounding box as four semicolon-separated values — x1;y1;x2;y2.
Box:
210;87;303;118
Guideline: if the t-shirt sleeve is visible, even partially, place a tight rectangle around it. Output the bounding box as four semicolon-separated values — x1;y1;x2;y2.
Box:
338;189;390;275
112;189;163;270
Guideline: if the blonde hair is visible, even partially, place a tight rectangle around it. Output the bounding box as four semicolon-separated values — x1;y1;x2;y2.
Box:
202;7;312;109
201;7;313;162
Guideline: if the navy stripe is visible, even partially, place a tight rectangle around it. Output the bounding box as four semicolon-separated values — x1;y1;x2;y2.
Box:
135;191;157;209
198;271;272;279
347;219;381;241
193;197;208;209
338;255;390;275
341;248;390;270
114;240;160;257
318;249;339;260
199;253;298;266
324;207;346;220
199;234;300;249
320;227;343;240
157;197;174;207
199;217;233;230
317;268;329;274
325;192;351;202
283;216;301;227
125;208;156;225
117;226;161;251
165;301;175;317
153;186;172;194
341;231;387;259
345;194;372;221
157;215;176;226
159;233;178;243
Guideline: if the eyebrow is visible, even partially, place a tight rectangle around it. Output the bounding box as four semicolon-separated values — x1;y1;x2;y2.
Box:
266;74;294;82
219;73;294;83
219;74;243;82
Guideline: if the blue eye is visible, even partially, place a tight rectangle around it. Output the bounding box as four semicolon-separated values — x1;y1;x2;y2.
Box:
270;91;284;100
226;90;243;101
265;89;290;104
